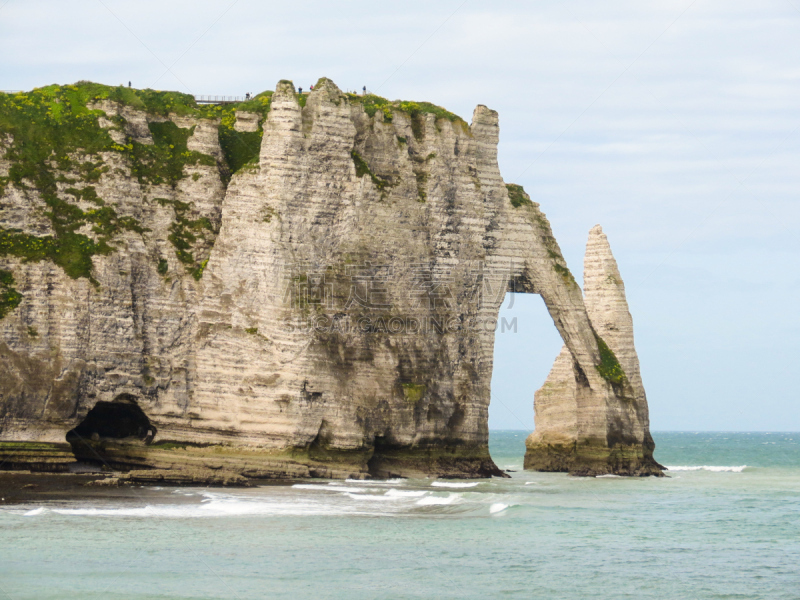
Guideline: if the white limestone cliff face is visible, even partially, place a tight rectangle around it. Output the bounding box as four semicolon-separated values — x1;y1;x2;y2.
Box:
0;80;660;478
0;101;225;445
525;225;662;475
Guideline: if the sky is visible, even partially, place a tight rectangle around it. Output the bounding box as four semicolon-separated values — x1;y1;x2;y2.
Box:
2;0;798;431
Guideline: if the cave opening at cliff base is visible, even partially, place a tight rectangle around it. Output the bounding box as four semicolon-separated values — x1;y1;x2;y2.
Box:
66;394;155;445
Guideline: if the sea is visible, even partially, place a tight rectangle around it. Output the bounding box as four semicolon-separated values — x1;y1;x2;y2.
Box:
1;431;798;599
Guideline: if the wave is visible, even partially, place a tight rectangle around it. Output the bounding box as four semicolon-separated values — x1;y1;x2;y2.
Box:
431;481;479;488
346;478;403;485
489;503;509;514
345;493;401;501
416;494;459;506
45;498;389;518
292;484;367;493
384;489;427;498
665;465;747;472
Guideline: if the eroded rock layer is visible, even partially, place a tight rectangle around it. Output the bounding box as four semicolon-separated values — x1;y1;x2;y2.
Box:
0;79;660;479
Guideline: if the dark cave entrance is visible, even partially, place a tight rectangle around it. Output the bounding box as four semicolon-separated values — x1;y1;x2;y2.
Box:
66;394;155;444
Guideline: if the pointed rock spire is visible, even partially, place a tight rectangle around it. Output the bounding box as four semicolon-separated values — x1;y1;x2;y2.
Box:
525;225;662;475
584;225;642;399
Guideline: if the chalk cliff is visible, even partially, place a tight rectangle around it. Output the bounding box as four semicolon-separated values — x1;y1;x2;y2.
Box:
525;225;662;475
0;79;661;479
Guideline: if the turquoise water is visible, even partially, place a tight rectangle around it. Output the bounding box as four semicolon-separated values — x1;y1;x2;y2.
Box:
1;432;799;599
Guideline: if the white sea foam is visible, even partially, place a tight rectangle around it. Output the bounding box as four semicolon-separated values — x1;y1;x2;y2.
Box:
292;484;366;493
431;481;479;488
489;503;508;514
596;474;621;478
346;478;403;486
665;465;747;473
384;489;427;498
23;507;45;517
50;498;383;518
416;494;458;506
345;493;398;501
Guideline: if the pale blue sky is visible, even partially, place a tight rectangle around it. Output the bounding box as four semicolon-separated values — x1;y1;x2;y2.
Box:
2;0;798;430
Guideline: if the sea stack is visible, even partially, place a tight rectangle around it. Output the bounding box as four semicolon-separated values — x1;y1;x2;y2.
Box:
524;225;663;476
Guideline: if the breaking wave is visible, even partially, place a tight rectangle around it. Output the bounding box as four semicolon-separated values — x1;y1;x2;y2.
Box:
416;494;459;506
431;481;480;488
665;465;747;472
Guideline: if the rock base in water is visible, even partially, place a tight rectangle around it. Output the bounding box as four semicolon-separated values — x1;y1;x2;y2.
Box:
524;436;665;477
3;439;508;482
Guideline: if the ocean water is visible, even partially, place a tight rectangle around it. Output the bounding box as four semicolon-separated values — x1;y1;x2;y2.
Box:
1;431;799;599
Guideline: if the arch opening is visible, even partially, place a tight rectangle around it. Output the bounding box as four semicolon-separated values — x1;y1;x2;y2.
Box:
488;292;563;465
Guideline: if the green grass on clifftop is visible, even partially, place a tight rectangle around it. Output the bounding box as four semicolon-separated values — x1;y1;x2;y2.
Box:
347;93;471;137
0;82;242;310
216;92;272;179
0;81;468;318
0;85;152;284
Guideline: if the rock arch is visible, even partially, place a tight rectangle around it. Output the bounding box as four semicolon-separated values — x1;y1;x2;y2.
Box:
0;78;661;478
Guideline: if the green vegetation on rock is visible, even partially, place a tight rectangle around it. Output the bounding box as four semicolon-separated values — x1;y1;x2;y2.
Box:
0;269;22;318
402;383;426;405
155;198;216;279
552;261;577;286
403;101;462;122
0;85;150;284
72;82;207;117
415;172;428;202
516;188;578;288
351;150;393;192
506;183;533;208
216;92;272;179
594;333;626;384
347;94;394;121
0;82;252;298
0;81;473;313
347;93;471;137
123;121;215;187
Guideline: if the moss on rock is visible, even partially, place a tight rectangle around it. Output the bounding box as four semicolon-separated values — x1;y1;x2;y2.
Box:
594;333;626;384
0;269;22;318
506;183;533;208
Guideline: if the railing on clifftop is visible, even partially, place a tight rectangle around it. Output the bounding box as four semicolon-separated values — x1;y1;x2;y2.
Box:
194;95;246;105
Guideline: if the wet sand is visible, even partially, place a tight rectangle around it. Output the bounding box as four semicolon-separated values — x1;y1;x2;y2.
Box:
0;471;298;506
